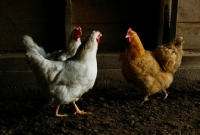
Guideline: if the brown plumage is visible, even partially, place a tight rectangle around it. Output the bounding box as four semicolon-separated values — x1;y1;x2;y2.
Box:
119;28;184;102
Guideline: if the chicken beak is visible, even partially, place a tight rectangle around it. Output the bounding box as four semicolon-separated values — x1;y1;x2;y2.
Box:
125;35;129;38
99;33;102;37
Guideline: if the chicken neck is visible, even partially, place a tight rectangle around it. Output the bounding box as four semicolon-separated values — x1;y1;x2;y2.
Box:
128;36;145;59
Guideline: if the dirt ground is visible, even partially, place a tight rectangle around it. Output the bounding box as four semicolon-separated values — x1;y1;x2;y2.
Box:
0;86;200;135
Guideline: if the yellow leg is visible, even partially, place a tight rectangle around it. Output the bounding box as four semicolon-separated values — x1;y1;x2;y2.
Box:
55;104;67;117
72;101;92;115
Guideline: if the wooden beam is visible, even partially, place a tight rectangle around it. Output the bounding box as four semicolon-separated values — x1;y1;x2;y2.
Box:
65;0;72;46
169;0;178;40
157;0;165;46
163;0;170;44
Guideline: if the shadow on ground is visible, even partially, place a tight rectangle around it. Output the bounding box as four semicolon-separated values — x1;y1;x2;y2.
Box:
1;85;200;134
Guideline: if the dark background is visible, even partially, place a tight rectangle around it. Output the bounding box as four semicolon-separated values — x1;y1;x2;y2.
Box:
0;0;161;53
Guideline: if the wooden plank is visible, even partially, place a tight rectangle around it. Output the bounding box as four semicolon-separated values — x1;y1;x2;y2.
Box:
163;0;170;44
72;23;160;52
65;0;72;45
0;23;64;52
0;23;46;51
0;0;45;24
72;1;160;24
169;0;178;40
176;23;200;50
178;0;200;22
157;0;165;46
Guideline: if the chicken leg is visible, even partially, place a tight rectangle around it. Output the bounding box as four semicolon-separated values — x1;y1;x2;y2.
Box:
72;101;92;115
163;89;168;100
55;104;67;117
142;95;149;103
143;89;169;103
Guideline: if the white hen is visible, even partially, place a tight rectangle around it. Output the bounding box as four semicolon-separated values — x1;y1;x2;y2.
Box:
23;30;102;117
26;26;82;61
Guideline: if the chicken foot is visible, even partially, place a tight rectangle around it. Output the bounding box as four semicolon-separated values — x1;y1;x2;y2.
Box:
163;90;168;100
142;89;168;103
142;95;149;103
72;101;92;115
157;89;169;100
55;104;67;117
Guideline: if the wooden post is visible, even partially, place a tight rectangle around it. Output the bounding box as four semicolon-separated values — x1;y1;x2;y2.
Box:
169;0;178;40
65;0;72;46
157;0;165;46
163;0;170;44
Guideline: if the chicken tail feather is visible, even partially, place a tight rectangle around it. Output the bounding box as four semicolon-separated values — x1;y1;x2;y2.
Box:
26;48;44;65
23;35;45;65
153;37;184;73
23;35;49;58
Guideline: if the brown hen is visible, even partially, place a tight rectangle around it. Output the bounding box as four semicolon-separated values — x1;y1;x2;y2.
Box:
119;28;184;102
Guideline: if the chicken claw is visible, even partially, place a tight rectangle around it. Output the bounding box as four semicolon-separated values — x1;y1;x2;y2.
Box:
55;104;67;117
74;110;92;115
142;95;149;103
157;90;169;100
72;101;92;115
163;90;168;100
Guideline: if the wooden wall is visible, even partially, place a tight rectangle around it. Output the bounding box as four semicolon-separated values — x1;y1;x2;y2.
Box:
0;0;65;52
176;0;200;50
0;0;162;53
71;0;160;52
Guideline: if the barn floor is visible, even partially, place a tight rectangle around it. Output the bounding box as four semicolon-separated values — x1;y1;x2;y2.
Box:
0;52;200;134
1;87;200;134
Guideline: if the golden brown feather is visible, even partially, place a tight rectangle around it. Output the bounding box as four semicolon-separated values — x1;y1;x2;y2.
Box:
119;28;184;102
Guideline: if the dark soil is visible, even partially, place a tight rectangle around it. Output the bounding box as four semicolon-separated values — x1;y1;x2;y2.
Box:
0;87;200;135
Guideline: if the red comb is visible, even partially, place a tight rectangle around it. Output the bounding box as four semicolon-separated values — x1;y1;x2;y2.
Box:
128;28;132;32
76;26;82;32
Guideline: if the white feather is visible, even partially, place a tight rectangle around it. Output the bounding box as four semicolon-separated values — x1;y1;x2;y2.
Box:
22;31;99;106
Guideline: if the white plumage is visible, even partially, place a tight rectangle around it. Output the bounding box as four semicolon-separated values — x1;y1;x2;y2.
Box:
23;30;102;117
26;26;82;61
